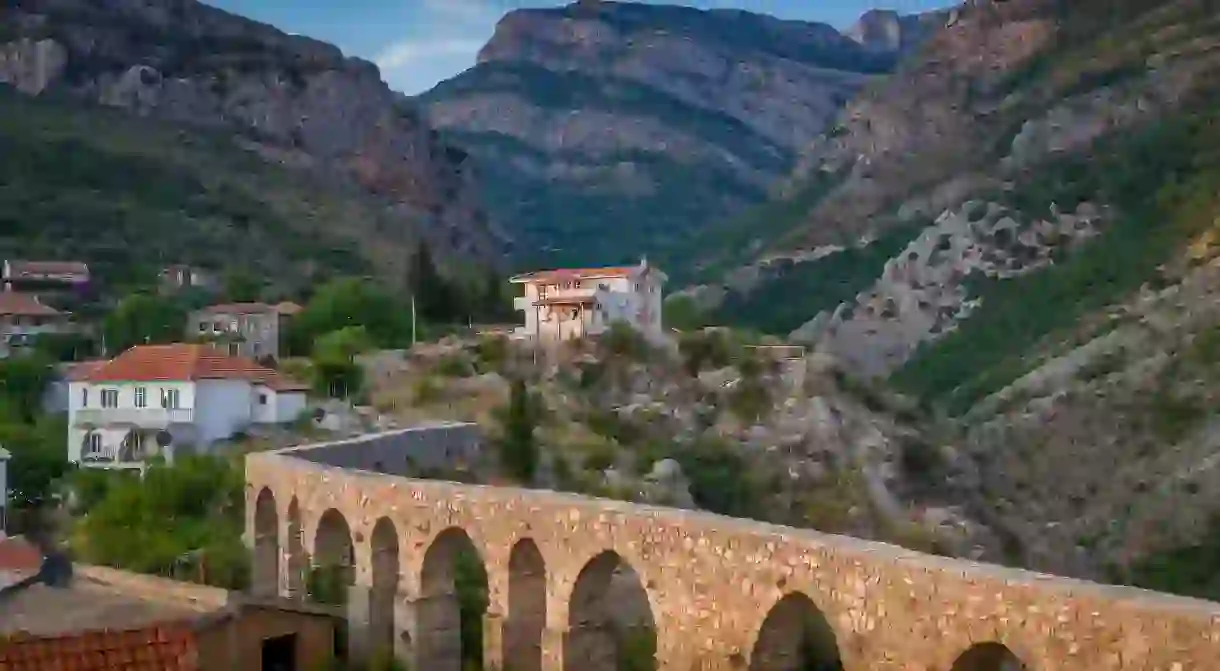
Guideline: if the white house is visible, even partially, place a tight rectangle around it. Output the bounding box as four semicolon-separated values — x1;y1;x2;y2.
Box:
510;258;666;344
67;344;309;470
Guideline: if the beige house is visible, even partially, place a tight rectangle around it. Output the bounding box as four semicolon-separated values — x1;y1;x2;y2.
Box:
510;258;666;344
188;302;301;361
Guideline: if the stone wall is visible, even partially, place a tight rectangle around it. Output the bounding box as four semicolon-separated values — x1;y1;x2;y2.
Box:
288;423;483;476
246;441;1220;671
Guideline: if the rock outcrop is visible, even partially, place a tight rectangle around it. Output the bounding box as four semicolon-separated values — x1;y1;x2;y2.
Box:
0;0;509;266
419;0;938;271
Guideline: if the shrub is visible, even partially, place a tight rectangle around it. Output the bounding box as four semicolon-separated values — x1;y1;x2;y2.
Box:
436;353;475;378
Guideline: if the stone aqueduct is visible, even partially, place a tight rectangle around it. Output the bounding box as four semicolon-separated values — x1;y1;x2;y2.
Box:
245;428;1220;671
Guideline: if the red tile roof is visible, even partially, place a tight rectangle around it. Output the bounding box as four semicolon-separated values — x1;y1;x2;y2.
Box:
0;292;62;317
195;302;276;315
0;625;198;671
4;261;90;278
0;536;43;573
510;266;639;283
273;301;303;315
80;345;309;391
63;361;109;382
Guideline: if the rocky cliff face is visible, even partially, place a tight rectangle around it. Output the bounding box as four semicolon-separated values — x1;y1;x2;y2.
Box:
419;0;937;272
696;0;1220;599
0;0;509;267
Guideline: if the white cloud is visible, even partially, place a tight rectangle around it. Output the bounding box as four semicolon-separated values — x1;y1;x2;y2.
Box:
375;37;488;70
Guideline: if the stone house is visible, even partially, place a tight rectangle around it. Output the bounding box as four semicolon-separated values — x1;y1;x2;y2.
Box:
187;301;302;362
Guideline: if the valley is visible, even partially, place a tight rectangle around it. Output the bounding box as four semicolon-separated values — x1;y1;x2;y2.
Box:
2;0;1220;649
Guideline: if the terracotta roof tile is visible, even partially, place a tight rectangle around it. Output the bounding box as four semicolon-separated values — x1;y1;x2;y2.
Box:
80;344;308;391
510;266;639;283
62;361;108;382
0;292;62;317
0;625;197;671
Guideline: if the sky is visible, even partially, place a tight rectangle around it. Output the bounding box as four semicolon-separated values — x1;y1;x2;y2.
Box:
204;0;956;95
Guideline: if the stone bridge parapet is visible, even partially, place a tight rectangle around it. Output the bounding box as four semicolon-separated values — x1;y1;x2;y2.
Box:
245;431;1220;671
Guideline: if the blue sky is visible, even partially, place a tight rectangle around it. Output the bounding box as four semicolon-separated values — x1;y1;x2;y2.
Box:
204;0;956;95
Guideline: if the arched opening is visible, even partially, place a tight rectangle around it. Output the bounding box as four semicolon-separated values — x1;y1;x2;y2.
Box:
311;508;354;606
749;592;841;671
370;517;400;661
950;643;1028;671
418;527;489;671
252;487;279;598
505;539;547;671
285;497;305;599
566;551;657;671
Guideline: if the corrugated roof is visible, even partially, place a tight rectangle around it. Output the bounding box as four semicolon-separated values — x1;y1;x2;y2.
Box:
0;625;197;671
80;345;308;391
0;292;62;317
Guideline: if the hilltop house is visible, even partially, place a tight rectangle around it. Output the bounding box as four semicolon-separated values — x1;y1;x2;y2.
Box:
67;344;309;470
510;259;666;343
0;292;74;359
1;260;90;299
187;301;302;362
159;264;216;292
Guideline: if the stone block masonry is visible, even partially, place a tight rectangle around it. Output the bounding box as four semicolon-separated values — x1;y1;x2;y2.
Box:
246;428;1220;671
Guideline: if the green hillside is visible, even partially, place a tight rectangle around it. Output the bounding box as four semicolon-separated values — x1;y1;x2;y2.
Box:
0;86;412;295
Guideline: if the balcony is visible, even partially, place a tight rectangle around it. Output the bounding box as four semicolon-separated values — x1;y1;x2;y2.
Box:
73;407;195;428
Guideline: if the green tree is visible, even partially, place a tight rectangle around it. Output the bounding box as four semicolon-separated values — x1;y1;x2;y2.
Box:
221;268;263;302
0;408;68;510
311;326;372;399
288;278;410;355
0;353;55;421
407;242;455;324
496;378;540;484
74;455;248;589
102;292;187;354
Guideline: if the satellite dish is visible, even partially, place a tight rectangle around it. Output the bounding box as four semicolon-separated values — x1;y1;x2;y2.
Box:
312;407;326;421
155;430;173;447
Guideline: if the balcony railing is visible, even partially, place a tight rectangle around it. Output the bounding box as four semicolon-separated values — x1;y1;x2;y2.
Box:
80;443;162;469
73;407;195;428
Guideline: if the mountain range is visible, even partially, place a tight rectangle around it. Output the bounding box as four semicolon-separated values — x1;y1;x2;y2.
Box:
418;1;946;273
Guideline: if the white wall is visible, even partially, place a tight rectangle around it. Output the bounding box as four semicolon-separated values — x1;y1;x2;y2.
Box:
68;380;197;415
194;379;255;445
272;390;307;423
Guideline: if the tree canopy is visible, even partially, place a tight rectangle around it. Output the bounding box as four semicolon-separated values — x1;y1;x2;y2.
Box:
102;291;188;354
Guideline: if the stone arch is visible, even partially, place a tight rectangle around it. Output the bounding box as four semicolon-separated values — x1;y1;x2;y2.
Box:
418;527;489;671
252;487;278;597
370;516;400;660
565;551;657;671
505;538;547;671
748;592;841;671
285;497;305;599
950;643;1028;671
311;508;354;605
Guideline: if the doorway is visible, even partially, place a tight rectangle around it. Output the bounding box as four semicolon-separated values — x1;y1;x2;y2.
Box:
261;633;298;671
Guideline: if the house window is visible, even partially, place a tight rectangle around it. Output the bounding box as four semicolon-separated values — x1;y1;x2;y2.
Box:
537;284;548;300
87;432;102;454
134;387;147;408
80;388;88;407
228;342;240;357
212;321;223;332
258;393;268;406
198;321;208;332
161;388;180;409
100;389;119;408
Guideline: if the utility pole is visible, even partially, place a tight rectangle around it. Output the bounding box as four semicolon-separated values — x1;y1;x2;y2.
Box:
411;294;417;347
